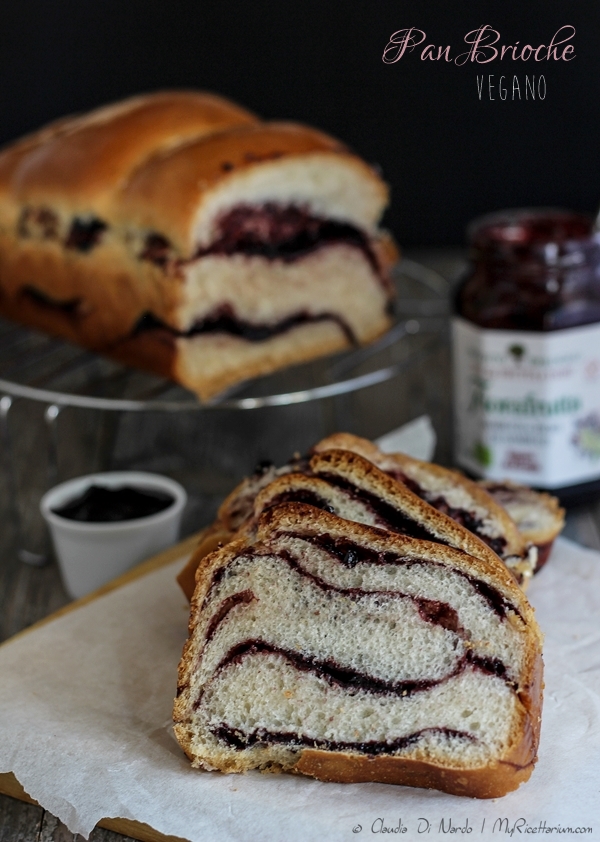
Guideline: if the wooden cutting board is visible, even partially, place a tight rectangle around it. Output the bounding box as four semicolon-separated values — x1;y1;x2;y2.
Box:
0;531;205;842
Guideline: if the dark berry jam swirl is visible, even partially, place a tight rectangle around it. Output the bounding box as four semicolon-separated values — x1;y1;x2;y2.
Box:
138;203;391;294
205;639;512;706
392;472;508;558
278;532;521;621
314;472;441;543
212;723;477;756
205;590;257;644
197;203;380;273
132;306;357;345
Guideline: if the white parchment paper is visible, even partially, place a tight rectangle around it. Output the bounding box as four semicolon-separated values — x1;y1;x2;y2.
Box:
375;415;436;460
1;536;599;841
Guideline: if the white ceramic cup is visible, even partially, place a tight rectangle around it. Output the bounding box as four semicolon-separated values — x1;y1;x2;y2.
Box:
40;471;187;599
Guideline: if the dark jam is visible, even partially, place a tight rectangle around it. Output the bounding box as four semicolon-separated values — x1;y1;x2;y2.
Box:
456;208;600;331
198;203;379;275
52;484;174;522
133;307;356;345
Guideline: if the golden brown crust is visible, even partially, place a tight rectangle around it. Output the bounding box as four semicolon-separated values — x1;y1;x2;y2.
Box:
176;526;232;602
480;479;565;546
172;438;530;604
176;442;510;603
313;433;527;559
0;115;88;237
309;448;509;570
294;747;535;798
118;121;387;255
10;91;258;216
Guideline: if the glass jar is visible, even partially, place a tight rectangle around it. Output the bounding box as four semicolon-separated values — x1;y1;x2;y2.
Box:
452;208;600;496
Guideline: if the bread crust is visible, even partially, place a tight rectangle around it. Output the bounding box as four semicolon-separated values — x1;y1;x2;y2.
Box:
175;442;509;602
313;433;528;559
176;526;232;601
174;435;540;601
310;448;510;571
118;121;389;255
0;113;84;230
174;504;544;798
480;480;565;546
10;91;257;217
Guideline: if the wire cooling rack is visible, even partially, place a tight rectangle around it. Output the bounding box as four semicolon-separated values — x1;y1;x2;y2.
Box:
0;260;448;410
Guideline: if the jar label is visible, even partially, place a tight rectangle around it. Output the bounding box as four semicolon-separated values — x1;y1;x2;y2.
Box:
452;316;600;487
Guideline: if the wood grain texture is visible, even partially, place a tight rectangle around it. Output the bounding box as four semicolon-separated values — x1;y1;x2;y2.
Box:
3;531;202;645
0;793;43;842
0;783;187;842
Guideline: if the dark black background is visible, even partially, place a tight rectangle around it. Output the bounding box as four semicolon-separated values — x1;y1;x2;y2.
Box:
0;1;596;246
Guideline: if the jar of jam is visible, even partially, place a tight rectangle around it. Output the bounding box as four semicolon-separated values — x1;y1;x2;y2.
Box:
452;207;600;496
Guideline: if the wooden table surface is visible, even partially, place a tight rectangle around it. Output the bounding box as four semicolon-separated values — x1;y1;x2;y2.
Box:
2;249;600;842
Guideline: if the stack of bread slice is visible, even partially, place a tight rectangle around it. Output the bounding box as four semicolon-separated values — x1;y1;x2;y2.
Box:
177;433;564;598
174;434;549;797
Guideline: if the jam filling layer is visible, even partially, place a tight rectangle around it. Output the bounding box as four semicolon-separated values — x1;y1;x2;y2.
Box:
205;590;257;644
265;489;336;515
208;639;511;700
277;533;520;620
132;306;357;344
392;472;508;558
212;723;477;756
141;203;382;280
65;217;107;252
310;472;442;543
199;204;380;272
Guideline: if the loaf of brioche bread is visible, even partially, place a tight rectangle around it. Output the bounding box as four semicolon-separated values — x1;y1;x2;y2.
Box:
0;91;396;399
174;504;543;798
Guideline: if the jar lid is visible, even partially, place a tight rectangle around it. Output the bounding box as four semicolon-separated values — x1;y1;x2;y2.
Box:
467;208;596;266
468;207;593;245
